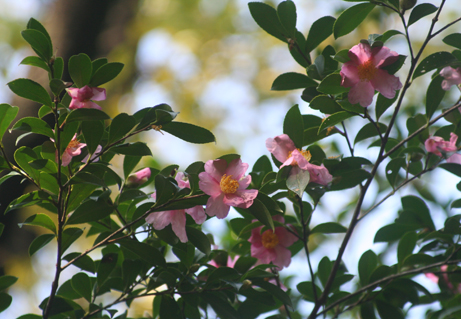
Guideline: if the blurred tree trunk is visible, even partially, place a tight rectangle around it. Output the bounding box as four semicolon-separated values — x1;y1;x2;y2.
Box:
0;0;139;270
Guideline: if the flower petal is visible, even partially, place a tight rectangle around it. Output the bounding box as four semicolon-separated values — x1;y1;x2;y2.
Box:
370;69;402;99
91;87;106;101
186;206;207;224
198;171;222;197
205;193;230;219
266;134;296;164
372;45;399;68
340;62;360;88
170;210;188;243
204;159;227;183
348;80;375;107
272;245;292;268
225;158;248;180
146;211;172;230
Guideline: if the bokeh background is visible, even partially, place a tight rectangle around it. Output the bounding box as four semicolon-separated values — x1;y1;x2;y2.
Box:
0;0;460;317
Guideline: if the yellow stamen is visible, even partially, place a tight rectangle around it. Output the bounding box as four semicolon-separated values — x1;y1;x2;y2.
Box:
220;174;239;194
357;59;377;81
67;139;80;149
287;149;312;166
262;230;279;249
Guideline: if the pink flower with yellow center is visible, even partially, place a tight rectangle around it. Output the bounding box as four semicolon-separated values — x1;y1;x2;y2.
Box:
146;172;206;243
127;167;151;186
266;134;332;186
249;215;298;269
440;66;461;91
425;133;461;164
56;134;86;167
66;85;106;110
340;42;402;107
198;158;258;219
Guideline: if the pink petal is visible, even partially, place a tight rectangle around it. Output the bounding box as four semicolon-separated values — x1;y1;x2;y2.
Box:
90;87;106;101
372;46;399;68
66;88;79;99
440;67;461;90
370;69;402;99
272;245;292;268
274;226;298;248
266;134;296;164
198;171;222;197
425;136;444;155
348;43;372;65
425;272;439;284
204;159;227;183
249;225;263;246
61;152;72;167
170;210;188;242
205;193;230;219
84;101;102;110
225;189;258;209
225;158;248;180
175;172;190;189
69;100;84;110
340;62;360;88
146;211;172;230
306;163;332;186
237;175;252;190
291;149;310;170
348;80;375;107
186;205;207;224
447;153;461;164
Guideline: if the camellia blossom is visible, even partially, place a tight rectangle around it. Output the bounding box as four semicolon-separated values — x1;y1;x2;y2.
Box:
440;66;461;91
198;158;258;219
249;215;298;269
66;85;106;110
425;133;461;164
146;172;206;243
57;134;86;167
127;167;151;186
340;42;402;107
266;134;332;185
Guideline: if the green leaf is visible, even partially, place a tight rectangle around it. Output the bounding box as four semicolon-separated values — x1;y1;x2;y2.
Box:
20;56;49;71
61;228;84;254
118;239;166;267
376;29;404;43
8;78;52;107
305;16;336;53
89;62;124;87
286;166;310;197
283;104;304;148
12;117;54;138
443;33;461;50
49;79;67;96
29;233;55;256
375;300;404;319
20;213;56;234
397;231;417;266
333;3;376;39
0;224;3;237
82;120;104;154
202;292;240;319
374;223;418;242
91;58;108;76
333;49;350;63
14;146;40;182
376;91;399;120
297;281;321;302
38;296;76;317
247;198;274;231
408;3;438;27
413;51;456;79
5;190;54;214
186;226;211;255
159;295;182;319
248;2;287;43
401;195;435;230
386;157;405;187
0;276;18;291
53;57;64;79
252;278;293;308
358;250;377;286
271;72;318;91
317;73;349;94
0;293;12;313
21;29;52;61
207;267;240;284
71;273;92;302
0;104;18;142
330;168;370;191
277;0;296;38
68;53;92;87
66;199;114;225
311;222;347;234
111;142;152;156
123;156;142;180
318;111;354;133
354;122;387;144
381;54;406;75
162;121;216;144
440;163;461;178
426;75;446;119
63;253;96;273
66;108;110;123
108;113;136;144
27;18;52;46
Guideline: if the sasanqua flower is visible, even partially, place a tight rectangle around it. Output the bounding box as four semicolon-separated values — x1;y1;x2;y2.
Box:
266;134;332;185
440;66;461;91
425;133;461;164
127;167;151;186
198;158;258;219
57;134;86;167
249;215;298;269
66;85;106;110
340;42;402;107
146;172;206;243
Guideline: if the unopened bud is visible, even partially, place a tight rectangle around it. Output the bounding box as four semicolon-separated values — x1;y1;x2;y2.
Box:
241;279;252;289
400;0;417;11
410;152;423;162
189;263;200;273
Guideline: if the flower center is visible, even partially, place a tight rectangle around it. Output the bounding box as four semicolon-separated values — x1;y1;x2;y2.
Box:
287;149;312;166
220;174;239;194
357;59;377;81
261;230;279;249
67;139;80;149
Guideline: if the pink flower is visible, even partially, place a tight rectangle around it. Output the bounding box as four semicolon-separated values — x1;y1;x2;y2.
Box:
209;255;239;268
266;134;332;185
425;265;461;294
340;42;402;107
66;85;106;110
56;134;86;167
248;215;298;269
425;133;461;164
127;167;151;186
440;66;461;91
198;158;258;219
146;172;206;242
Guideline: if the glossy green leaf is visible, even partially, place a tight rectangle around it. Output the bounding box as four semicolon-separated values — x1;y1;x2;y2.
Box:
317;73;349;94
253;278;293;308
297;281;321;302
290;30;310;67
49;79;67;96
118;239;166;267
374;223;418;242
248;2;287;43
443;33;461;50
330;168;370;191
402;253;435;268
53;57;64;79
27;18;52;45
286;166;310;198
318;111;354;133
271;72;317;91
0;276;18;291
14;146;40;182
66;108;110;123
12;117;54;138
162;121;216;144
61;228;84;254
440;163;461;178
426;75;446;119
333;49;350;63
66;199;114;225
123;156;142;180
376;300;404;319
376;29;404;43
408;3;438;26
413;51;456;79
0;104;18;142
20;213;56;234
333;3;375;39
111;142;152;156
247;198;274;231
277;0;296;38
376;91;399;120
202;292;240;319
8;78;52;107
360;303;377;319
308;95;342;114
283;104;304;148
71;273;92;302
303;126;336;146
159;295;182;319
207;267;240;284
20;56;49;72
311;222;347;234
63;253;96;273
386;157;405;187
21;29;52;62
397;231;417;266
186;226;211;255
68;53;92;87
96;252;118;287
82;120;104;154
5;190;53;214
401;195;435;230
108;113;135;144
354;122;387;144
89;62;124;87
305;16;335;53
29;233;55;256
0;293;12;313
358;250;377;286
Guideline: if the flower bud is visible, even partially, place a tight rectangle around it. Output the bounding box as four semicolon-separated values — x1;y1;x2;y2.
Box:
241;279;252;289
189;263;200;273
126;167;151;186
400;0;417;11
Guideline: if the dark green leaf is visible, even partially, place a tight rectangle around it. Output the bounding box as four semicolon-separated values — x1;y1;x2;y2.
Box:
271;72;318;91
0;224;3;237
247;198;274;231
186;226;211;255
27;18;52;46
358;250;377;286
63;253;96;273
277;0;296;37
330;168;370;191
440;163;461;178
123;156;142;180
333;49;350;63
118;239;166;267
89;62;124;87
297;281;321;302
20;213;56;234
49;79;67;96
401;195;435;230
162;121;216;144
311;222;347;234
21;29;52;61
426;75;446;119
376;29;404;43
53;57;64;79
68;53;92;88
71;273;92;302
0;276;18;291
20;56;49;71
0;104;18;141
376;91;399;120
111;142;152;156
29;233;55;256
308;95;342;114
66;108;110;123
5;190;53;214
376;300;404;319
61;228;84;254
397;231;417;266
82;120;104;154
0;293;12;313
66;199;114;225
413;51;456;79
252;278;293;308
317;73;349;94
283;104;304;148
39;296;75;317
12;117;54;138
305;16;336;53
108;113;136;144
333;3;375;39
159;295;182;319
318;111;354;133
8;78;52;107
374;223;418;242
207;267;240;284
443;33;461;50
381;54;406;75
248;2;287;43
354;122;387;144
408;3;438;27
202;292;240;319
